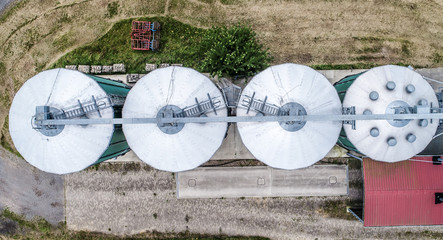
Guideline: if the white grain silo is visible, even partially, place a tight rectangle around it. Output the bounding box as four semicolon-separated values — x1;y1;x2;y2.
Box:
236;63;342;169
122;66;228;172
335;65;439;162
9;68;130;174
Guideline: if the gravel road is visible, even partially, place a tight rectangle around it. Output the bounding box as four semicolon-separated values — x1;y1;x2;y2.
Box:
65;163;443;239
0;148;64;225
0;0;20;15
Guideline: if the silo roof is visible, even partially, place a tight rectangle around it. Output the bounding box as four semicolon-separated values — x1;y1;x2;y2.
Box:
122;67;228;172
236;63;342;170
9;68;114;174
342;65;438;162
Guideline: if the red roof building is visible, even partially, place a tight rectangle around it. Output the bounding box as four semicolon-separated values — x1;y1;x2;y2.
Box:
349;157;443;227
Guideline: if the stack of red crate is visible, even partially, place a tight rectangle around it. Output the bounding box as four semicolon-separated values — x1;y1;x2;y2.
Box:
131;21;161;51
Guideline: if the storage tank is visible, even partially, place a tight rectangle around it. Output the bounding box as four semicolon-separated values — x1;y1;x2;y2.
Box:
334;65;439;162
236;63;343;169
9;68;131;174
122;66;228;172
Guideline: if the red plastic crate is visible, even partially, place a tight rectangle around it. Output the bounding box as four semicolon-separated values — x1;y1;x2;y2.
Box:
131;21;151;51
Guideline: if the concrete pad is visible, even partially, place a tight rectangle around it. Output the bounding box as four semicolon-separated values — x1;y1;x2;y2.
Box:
211;124;255;160
325;145;349;158
106;150;143;163
177;165;348;198
416;67;443;92
178;167;271;198
0;148;64;224
318;69;367;84
271;165;348;196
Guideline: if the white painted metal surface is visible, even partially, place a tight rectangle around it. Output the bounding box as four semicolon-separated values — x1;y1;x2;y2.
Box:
122;67;228;172
236;63;342;170
342;65;439;162
9;68;114;174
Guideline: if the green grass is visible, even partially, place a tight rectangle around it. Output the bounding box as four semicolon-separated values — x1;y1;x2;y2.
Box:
106;2;119;18
347;158;361;170
220;0;241;4
311;63;380;70
318;200;361;221
198;0;216;3
1;115;21;158
53;31;76;51
1;208;52;233
51;17;420;74
0;61;5;74
432;52;443;64
401;43;411;56
52;17;206;73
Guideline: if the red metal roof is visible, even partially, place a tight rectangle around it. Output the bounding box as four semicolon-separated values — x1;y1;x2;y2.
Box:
363;157;443;227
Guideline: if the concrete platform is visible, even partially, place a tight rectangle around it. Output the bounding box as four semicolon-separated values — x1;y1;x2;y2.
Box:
176;165;348;198
0;148;64;224
210;124;254;160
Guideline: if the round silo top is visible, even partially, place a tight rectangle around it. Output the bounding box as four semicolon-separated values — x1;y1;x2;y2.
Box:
342;65;438;162
236;63;342;170
122;66;228;172
9;68;114;174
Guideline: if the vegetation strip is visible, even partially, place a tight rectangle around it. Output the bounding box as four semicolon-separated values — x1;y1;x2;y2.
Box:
52;17;206;74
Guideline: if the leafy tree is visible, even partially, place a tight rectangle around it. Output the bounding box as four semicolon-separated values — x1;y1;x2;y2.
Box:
199;24;272;77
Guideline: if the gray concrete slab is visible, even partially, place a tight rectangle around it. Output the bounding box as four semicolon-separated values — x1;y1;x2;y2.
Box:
177;165;348;198
271;165;348;196
210;124;255;160
0;147;64;224
106;149;142;163
177;167;271;198
416;67;443;92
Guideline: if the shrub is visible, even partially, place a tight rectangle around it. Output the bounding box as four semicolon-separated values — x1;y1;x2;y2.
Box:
432;52;443;64
106;2;119;18
199;24;272;77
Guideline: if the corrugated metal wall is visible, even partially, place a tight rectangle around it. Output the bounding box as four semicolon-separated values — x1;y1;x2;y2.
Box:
363;158;443;226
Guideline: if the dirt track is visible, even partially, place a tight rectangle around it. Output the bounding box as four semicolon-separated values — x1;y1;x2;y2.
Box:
64;163;442;240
